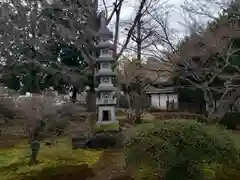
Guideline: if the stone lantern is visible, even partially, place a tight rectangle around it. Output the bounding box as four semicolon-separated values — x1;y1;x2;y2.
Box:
95;12;118;125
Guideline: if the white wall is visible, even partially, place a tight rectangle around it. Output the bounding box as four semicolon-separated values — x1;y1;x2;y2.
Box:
150;93;178;110
160;94;168;109
169;94;178;109
150;94;159;108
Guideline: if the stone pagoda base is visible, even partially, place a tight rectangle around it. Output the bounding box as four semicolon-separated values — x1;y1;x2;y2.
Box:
97;106;117;123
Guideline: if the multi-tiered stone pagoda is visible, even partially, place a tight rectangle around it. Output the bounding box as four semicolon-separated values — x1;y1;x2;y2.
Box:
95;12;118;125
71;11;119;149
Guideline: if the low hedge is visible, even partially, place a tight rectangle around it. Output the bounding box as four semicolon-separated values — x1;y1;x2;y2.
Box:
214;162;240;180
85;131;123;149
124;120;239;180
219;112;240;130
151;112;206;122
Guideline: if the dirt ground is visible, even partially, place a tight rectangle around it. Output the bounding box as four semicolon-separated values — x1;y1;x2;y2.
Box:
89;150;131;180
0;135;27;148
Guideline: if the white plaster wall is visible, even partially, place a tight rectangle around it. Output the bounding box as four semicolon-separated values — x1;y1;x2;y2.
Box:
160;94;168;110
151;94;160;108
150;93;178;110
168;94;178;108
168;94;178;102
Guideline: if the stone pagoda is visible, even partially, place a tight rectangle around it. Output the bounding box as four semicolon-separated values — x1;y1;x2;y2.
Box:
95;11;118;125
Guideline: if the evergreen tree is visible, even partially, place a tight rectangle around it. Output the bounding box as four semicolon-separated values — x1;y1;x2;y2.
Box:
0;0;97;97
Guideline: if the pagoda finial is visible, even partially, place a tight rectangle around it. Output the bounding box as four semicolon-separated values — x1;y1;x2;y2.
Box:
99;10;107;28
97;10;113;39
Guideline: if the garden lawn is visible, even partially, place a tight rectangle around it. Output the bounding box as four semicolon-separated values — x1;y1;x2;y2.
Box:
0;137;102;180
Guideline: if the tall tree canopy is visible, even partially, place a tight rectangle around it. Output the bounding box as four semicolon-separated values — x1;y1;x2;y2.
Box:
0;0;97;94
173;0;240;119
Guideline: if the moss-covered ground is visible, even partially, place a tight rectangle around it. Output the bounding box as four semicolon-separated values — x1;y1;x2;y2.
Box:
2;116;240;180
0;137;102;180
93;123;120;132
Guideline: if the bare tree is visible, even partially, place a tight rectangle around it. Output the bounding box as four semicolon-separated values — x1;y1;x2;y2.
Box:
181;0;231;20
0;92;85;164
148;7;240;120
0;86;18;121
126;0;240;122
118;57;140;122
114;0;172;123
173;0;240;120
118;57;167;122
13;95;60;164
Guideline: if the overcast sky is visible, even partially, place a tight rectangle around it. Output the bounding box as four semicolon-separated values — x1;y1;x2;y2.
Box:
100;0;223;36
99;0;223;57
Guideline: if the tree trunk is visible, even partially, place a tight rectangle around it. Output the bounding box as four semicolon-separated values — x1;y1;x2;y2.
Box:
86;0;97;113
126;92;132;121
209;87;240;121
135;93;142;124
71;86;78;103
113;2;121;59
134;16;142;124
86;90;97;125
203;90;215;118
86;90;96;112
136;17;141;62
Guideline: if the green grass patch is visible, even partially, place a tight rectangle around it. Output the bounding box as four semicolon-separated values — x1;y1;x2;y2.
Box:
0;137;102;180
93;123;120;132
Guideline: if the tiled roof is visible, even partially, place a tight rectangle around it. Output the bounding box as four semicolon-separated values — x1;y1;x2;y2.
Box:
145;85;175;94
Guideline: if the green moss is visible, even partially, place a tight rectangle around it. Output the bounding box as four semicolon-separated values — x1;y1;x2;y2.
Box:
0;137;102;180
93;123;120;132
131;165;159;180
215;163;240;180
201;163;218;179
20;164;95;180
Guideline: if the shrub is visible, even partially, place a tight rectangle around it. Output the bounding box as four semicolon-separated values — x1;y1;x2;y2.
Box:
118;95;129;108
214;157;240;180
56;102;86;121
11;95;86;164
150;112;206;122
124;120;239;180
219;112;240;129
86;132;123;149
0;96;17;120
